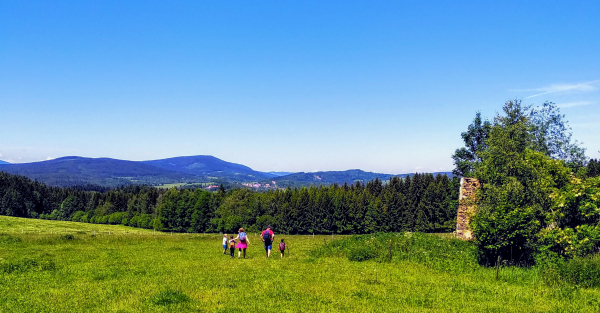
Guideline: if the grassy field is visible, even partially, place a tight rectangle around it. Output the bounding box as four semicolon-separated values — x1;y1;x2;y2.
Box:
1;216;600;312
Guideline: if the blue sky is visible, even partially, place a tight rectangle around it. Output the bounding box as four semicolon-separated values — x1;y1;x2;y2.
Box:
1;1;599;173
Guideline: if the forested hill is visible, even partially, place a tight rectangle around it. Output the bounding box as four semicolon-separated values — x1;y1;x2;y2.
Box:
0;155;279;187
0;156;200;187
0;160;9;165
142;155;274;180
0;155;452;188
269;169;453;187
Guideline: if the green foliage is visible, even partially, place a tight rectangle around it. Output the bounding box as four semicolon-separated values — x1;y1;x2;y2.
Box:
587;158;600;177
454;100;588;177
71;211;85;222
557;255;600;288
472;101;571;264
108;212;127;225
539;253;600;288
463;100;595;265
538;176;600;258
529;102;588;170
452;112;492;177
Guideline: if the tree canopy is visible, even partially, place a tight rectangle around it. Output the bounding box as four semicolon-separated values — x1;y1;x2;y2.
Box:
458;100;599;265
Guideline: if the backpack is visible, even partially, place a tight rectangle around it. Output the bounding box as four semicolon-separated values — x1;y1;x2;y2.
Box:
279;242;285;251
229;240;236;248
263;230;272;243
239;232;247;242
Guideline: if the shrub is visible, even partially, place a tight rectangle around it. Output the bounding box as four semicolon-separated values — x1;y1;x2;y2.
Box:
152;218;163;230
348;246;376;262
129;215;140;227
108;212;126;225
558;255;600;288
71;211;85;222
49;210;60;220
138;214;153;229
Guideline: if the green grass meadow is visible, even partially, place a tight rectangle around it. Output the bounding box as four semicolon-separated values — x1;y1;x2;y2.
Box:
1;216;600;312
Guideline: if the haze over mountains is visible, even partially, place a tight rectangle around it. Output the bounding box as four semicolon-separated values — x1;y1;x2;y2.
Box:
0;155;451;188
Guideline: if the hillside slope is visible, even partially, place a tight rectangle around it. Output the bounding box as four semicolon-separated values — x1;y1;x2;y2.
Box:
270;170;453;187
0;156;201;187
142;155;274;180
270;169;398;187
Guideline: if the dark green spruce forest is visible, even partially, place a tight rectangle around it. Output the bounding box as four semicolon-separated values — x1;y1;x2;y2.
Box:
0;171;460;234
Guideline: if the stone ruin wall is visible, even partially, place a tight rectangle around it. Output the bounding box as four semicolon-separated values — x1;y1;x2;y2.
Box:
456;177;480;240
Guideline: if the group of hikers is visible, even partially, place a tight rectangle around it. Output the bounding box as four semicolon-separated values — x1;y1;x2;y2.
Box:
222;225;288;258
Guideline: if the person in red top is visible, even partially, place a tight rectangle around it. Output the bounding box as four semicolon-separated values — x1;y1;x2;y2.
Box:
260;225;275;258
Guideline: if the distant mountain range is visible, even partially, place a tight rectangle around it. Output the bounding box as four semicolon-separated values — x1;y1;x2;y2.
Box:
265;171;294;177
269;169;452;187
0;155;452;188
270;169;396;187
0;160;9;165
0;156;199;187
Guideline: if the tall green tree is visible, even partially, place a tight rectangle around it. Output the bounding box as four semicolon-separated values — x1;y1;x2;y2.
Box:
452;112;492;177
471;101;571;264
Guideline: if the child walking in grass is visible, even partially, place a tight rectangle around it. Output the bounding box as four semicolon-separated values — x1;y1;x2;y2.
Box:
222;234;228;255
235;228;250;259
228;235;236;258
278;239;287;258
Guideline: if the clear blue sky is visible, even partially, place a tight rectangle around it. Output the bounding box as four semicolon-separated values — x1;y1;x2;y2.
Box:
1;1;599;173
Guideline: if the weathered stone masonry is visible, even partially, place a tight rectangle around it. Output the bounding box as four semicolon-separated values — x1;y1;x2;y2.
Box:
456;177;480;240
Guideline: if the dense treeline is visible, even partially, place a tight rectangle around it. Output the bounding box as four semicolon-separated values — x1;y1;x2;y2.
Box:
1;171;461;234
212;174;459;234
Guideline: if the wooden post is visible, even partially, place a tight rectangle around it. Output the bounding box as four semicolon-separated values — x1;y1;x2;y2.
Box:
331;233;334;240
495;256;501;280
324;238;327;245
